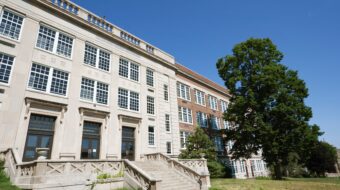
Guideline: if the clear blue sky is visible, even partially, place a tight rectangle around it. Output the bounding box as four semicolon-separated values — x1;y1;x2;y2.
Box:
73;0;340;147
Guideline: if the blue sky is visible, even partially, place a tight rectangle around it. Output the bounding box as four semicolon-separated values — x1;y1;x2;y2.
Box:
73;0;340;147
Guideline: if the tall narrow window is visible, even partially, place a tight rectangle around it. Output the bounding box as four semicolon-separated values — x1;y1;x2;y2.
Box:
196;112;208;127
81;121;101;159
223;120;229;129
84;43;110;71
118;88;139;111
221;100;228;112
165;114;171;132
23;114;56;161
148;126;155;146
180;131;190;149
177;82;190;100
178;106;192;124
0;9;24;40
147;96;155;115
146;69;154;87
163;84;169;101
208;95;218;110
36;25;74;58
0;53;14;84
210;115;220;129
213;136;223;152
195;89;205;105
28;63;69;96
80;78;108;104
166;142;172;154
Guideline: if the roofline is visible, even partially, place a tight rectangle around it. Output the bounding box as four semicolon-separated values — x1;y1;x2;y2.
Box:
175;63;231;98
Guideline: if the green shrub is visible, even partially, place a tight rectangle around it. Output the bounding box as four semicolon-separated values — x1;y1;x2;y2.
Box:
207;161;227;178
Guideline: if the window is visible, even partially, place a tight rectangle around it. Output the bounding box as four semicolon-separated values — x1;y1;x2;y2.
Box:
80;78;108;104
81;121;101;159
23;114;55;161
163;84;169;101
177;82;190;100
146;68;154;87
148;126;155;146
180;131;190;149
0;53;14;84
147;96;155;115
196;112;208;127
165;114;171;132
213;136;223;152
118;88;139;111
166;142;172;154
36;25;74;58
223;120;230;129
221;100;228;112
210;116;220;129
251;160;256;172
178;106;192;124
119;58;139;81
240;160;246;173
84;43;110;71
231;160;238;174
227;141;233;152
209;95;218;110
195;89;205;105
0;9;24;40
28;63;69;96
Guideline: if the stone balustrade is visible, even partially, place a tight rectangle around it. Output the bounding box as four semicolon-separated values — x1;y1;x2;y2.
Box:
38;0;175;64
144;153;210;190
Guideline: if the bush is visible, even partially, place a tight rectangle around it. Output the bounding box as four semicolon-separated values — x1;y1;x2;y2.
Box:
207;161;227;178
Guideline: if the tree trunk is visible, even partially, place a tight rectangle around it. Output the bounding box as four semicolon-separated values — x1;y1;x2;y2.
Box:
274;164;283;180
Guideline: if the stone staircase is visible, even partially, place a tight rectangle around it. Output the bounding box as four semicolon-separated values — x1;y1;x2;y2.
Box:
133;160;199;190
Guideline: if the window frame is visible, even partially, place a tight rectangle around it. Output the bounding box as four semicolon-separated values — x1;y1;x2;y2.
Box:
165;114;171;133
208;95;218;111
0;8;25;41
148;126;155;146
146;68;154;87
147;96;155;115
0;52;15;86
194;89;205;106
196;111;208;128
220;100;229;112
118;57;140;82
80;77;109;105
83;43;111;72
166;141;172;155
178;106;193;124
180;131;190;149
163;84;169;101
35;24;74;59
117;87;140;112
27;63;70;97
177;82;191;101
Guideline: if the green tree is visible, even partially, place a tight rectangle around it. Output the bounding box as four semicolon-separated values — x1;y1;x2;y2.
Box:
179;127;216;161
216;38;321;179
306;141;338;176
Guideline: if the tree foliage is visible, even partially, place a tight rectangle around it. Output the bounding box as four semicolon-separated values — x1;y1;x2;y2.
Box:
179;127;216;161
216;38;321;179
306;141;338;176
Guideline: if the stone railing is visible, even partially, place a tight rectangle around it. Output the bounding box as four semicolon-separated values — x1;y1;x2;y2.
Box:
178;159;209;175
144;153;210;190
123;159;160;190
1;149;124;189
36;0;175;64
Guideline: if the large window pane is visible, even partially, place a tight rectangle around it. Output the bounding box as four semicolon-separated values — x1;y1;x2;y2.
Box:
0;10;24;40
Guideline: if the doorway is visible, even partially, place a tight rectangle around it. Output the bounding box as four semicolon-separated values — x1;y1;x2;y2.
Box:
81;121;101;159
121;127;135;160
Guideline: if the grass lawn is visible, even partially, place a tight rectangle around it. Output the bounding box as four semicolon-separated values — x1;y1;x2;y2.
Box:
210;177;340;190
0;163;20;190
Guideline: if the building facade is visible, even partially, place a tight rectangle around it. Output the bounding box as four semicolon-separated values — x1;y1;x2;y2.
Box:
0;0;180;162
176;64;268;178
0;0;267;180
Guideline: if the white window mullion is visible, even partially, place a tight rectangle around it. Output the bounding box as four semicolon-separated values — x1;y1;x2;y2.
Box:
46;67;54;93
93;81;98;103
53;31;60;54
95;48;100;68
127;90;131;110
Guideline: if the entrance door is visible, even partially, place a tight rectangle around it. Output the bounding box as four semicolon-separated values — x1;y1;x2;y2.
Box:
23;114;56;161
121;127;135;160
81;121;101;159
